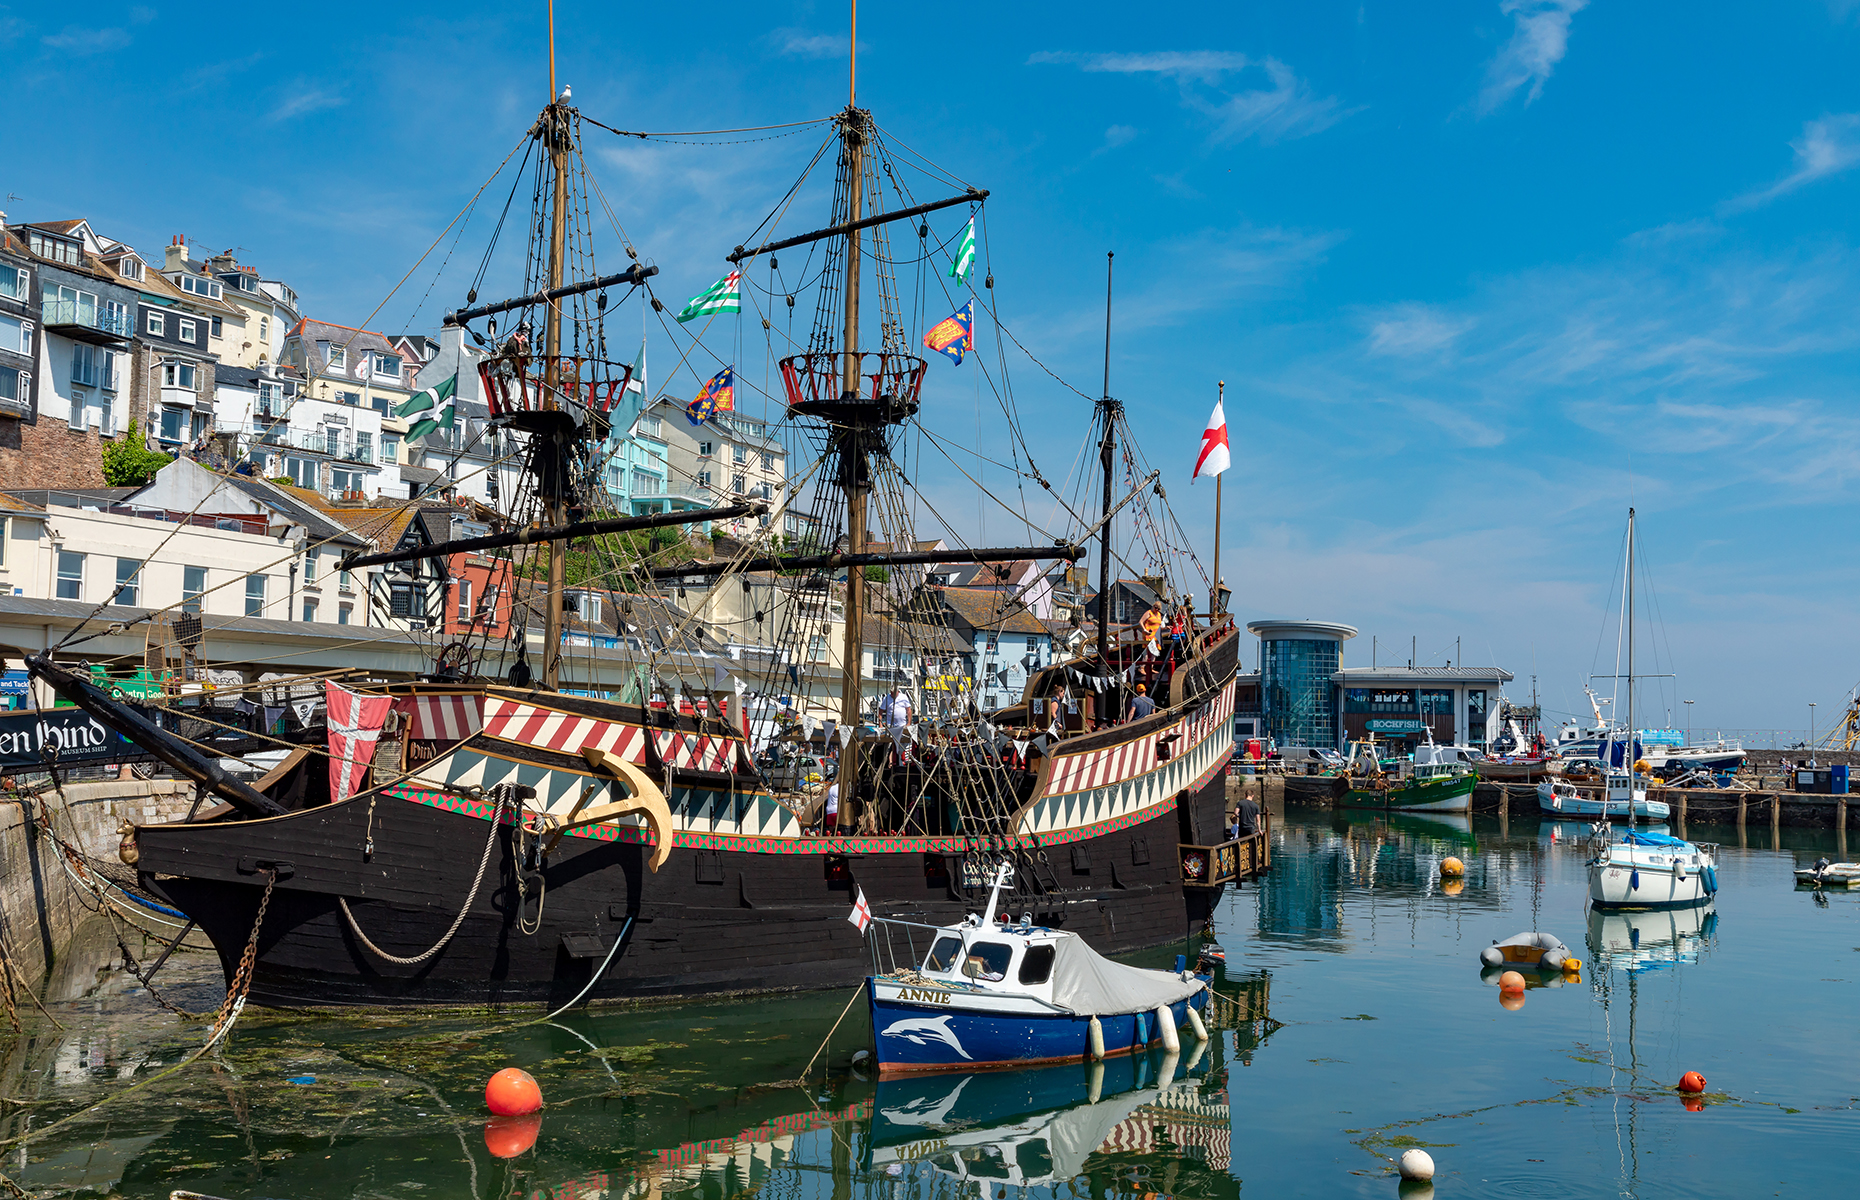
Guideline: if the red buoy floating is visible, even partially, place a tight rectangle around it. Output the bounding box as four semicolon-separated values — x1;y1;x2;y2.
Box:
484;1113;542;1158
486;1067;544;1115
1498;970;1526;994
1676;1071;1707;1095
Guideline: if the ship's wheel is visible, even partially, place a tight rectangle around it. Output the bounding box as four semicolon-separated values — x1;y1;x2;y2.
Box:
435;640;481;680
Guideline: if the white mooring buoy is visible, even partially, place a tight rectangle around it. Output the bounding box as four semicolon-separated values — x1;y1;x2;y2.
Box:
1397;1149;1435;1181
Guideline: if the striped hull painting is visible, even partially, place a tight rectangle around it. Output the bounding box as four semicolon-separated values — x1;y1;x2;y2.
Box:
407;694;484;743
478;695;738;774
1016;680;1236;844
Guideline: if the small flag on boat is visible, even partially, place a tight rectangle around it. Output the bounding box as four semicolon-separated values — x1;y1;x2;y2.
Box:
685;366;736;425
949;217;976;285
923;300;974;365
848;887;873;934
1194;399;1230;479
399;372;459;443
676;270;742;323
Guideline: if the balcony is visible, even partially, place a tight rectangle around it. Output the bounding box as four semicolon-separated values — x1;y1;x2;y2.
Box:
242;422;373;464
40;300;133;345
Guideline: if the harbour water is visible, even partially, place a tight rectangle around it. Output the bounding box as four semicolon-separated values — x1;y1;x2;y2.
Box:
7;806;1857;1197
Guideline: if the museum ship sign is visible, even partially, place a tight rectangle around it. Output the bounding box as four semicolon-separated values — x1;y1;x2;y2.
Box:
0;709;136;773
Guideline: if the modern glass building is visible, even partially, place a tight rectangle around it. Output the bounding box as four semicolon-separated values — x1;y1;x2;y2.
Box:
1249;620;1357;749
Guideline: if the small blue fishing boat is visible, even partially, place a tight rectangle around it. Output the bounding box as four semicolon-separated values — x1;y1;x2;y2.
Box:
865;867;1213;1074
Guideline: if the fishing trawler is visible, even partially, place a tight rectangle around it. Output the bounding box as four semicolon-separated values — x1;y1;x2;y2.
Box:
28;41;1248;1008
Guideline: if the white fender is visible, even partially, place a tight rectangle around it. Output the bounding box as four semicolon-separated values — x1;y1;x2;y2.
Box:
1184;1003;1208;1041
1155;1003;1180;1054
1087;1015;1104;1061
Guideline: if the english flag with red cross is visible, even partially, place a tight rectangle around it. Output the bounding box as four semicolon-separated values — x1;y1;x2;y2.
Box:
1194;400;1231;479
848;888;873;934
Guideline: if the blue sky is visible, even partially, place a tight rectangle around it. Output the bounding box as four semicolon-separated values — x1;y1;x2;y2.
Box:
6;1;1860;737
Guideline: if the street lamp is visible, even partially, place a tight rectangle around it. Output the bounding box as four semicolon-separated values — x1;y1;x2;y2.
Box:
1684;699;1693;746
1809;701;1817;751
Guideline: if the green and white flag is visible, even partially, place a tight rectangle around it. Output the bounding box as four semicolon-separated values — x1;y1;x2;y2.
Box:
949;218;976;285
675;270;742;323
399;372;457;442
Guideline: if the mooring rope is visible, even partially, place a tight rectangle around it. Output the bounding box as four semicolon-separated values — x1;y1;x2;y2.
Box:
337;787;509;966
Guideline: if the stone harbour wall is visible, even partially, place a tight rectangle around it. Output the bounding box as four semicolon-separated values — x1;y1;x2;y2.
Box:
0;778;197;986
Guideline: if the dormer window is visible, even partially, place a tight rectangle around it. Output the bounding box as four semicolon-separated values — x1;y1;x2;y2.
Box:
372;352;401;380
116;257;144;282
236;274;257;293
177;274;223;300
27;232;79;266
325;343;345;369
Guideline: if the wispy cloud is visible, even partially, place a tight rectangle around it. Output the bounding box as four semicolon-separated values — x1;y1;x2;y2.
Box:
1029;50;1355;144
0;7;27;44
41;24;131;54
128;5;157;23
271;85;346;122
1723;113;1860;212
1093;124;1138;156
1367;305;1476;358
1476;0;1588;115
766;27;862;60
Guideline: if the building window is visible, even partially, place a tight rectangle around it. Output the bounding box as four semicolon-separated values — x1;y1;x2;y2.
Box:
372;353;401;379
147;311;165;337
731;473;746;494
382;434;398;462
159;407;186;444
245;574;266;616
71;342;99;386
182;565;206;613
27;232;79;266
257;381;283;415
631;469;658;494
0;315;28;354
808;635;828;662
332;467;364;495
638;414;662;437
698;441;713;457
0;366;25;407
338;569;353;593
285;457;317;488
118;257;144;282
355;431;372;462
697;470;711;488
113;558;141;606
338;603;352;625
0;266;25;300
337;390;360;406
389;581;414;618
178;318;196;343
303;549;317;584
479;585;498;627
67;388;88;430
575;591;602;624
765;452;781;472
98;391;113;436
162;362;197;390
732;445;746;463
457;579;472;621
178;275;223;300
258;316;268;343
210;315;222;338
302;597;318;622
325;343;345;369
56;550;83;600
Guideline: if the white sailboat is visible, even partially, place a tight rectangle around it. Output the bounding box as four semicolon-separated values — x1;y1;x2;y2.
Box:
1586;509;1719;910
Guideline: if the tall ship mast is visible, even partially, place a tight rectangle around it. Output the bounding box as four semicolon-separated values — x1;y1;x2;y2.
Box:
26;33;1250;1009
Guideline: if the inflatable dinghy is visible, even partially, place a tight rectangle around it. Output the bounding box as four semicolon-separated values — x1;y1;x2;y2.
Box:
1479;931;1579;971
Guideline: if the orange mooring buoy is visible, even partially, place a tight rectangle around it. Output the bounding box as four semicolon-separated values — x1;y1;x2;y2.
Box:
1677;1070;1707;1094
484;1113;542;1157
1498;970;1526;994
486;1067;544;1115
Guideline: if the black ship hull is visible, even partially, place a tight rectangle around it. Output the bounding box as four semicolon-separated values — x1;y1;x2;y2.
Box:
140;770;1231;1009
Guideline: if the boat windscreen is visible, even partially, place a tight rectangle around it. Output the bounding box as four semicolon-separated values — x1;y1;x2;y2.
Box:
925;936;965;972
963;942;1014;981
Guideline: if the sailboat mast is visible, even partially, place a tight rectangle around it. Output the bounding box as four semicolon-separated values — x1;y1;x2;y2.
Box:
1625;507;1635;764
1096;252;1118;665
836;115;869;735
1212;379;1224;619
540;90;571;689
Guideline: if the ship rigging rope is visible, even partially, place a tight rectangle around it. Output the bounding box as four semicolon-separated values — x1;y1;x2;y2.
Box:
581;114;833;141
337;786;510;966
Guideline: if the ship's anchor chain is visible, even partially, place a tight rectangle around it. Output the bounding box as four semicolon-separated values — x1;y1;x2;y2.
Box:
338;787;512;966
203;866;276;1052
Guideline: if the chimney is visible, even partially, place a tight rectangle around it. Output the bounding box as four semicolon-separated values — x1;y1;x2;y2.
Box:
164;235;187;272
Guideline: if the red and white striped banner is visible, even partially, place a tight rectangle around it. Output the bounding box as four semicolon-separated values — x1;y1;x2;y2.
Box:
408;693;484;743
480;696;735;773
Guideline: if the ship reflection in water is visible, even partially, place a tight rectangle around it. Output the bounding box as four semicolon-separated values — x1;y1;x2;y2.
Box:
612;975;1270;1200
